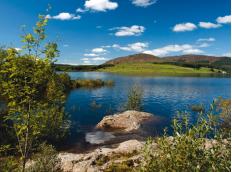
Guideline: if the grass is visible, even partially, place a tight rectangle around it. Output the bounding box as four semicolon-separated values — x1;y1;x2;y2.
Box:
72;79;114;88
98;63;222;76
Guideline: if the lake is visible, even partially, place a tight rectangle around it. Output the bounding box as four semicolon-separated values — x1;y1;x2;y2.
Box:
64;72;230;152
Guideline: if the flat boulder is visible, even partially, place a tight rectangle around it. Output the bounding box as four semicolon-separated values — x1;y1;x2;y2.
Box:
96;110;154;132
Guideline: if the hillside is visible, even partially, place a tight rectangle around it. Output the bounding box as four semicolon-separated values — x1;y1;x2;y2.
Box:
54;53;230;74
105;53;161;65
102;53;231;74
98;63;223;76
163;54;228;63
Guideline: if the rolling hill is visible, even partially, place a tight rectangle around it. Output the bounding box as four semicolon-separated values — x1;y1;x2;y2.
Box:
105;54;230;64
105;53;161;65
99;53;231;75
55;53;230;75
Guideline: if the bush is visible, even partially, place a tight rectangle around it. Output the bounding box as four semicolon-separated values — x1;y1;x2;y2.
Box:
26;143;63;172
139;101;231;172
0;156;19;172
125;85;143;111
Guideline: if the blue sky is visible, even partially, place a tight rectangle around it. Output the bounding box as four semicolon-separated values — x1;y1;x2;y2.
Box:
0;0;231;65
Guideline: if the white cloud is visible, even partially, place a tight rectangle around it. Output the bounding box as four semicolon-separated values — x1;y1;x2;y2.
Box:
92;48;107;53
143;44;203;56
14;48;22;51
132;0;157;7
197;37;215;42
92;57;108;61
197;42;210;48
81;57;108;64
81;58;90;61
84;53;98;57
182;49;203;54
76;8;88;13
112;25;145;36
216;15;231;24
84;0;118;12
46;13;81;20
223;52;231;57
83;60;92;64
173;23;197;32
198;22;221;29
112;42;149;52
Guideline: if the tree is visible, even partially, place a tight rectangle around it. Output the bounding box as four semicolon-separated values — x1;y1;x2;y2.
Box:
0;13;67;172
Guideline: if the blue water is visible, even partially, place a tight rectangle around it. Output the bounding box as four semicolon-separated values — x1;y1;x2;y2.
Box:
64;72;230;150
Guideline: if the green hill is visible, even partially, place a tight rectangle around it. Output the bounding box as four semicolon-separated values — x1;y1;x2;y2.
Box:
99;53;230;75
98;62;224;76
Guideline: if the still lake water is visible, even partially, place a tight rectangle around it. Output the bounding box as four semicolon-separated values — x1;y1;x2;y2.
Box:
64;72;230;151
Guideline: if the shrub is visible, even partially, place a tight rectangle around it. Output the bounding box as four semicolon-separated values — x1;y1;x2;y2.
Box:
139;101;231;172
26;143;63;172
0;156;19;172
125;85;143;111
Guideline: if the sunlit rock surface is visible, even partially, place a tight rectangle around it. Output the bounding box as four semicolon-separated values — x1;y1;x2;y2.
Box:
96;110;155;132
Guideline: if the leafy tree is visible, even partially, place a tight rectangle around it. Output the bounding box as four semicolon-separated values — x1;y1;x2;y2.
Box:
0;13;68;172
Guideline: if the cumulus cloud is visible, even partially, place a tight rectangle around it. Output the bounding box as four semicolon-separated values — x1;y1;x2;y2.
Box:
14;48;22;51
76;8;88;13
84;53;99;57
81;57;107;61
132;0;157;7
199;22;221;29
83;60;92;64
92;48;107;53
223;52;231;57
182;49;204;54
143;44;203;56
216;15;231;24
81;56;108;66
112;42;149;52
111;25;145;36
197;37;215;42
92;57;108;61
84;0;118;12
46;13;81;20
173;23;197;32
197;42;210;48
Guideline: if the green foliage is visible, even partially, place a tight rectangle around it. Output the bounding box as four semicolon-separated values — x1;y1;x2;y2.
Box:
139;101;231;172
0;156;19;172
125;85;143;111
105;162;134;172
54;64;114;72
72;79;114;88
0;13;68;172
57;73;73;91
217;99;231;138
26;143;63;172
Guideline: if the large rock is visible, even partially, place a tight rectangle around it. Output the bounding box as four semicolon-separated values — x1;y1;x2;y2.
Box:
96;110;154;132
58;139;144;172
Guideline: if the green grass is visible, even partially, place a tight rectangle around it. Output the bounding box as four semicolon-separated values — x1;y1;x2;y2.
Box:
98;63;222;76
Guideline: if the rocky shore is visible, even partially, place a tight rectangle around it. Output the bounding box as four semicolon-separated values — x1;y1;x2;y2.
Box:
59;139;144;172
58;111;156;171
